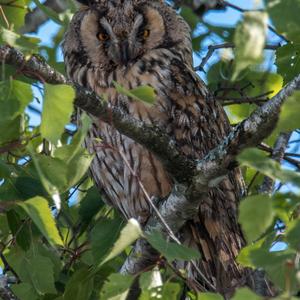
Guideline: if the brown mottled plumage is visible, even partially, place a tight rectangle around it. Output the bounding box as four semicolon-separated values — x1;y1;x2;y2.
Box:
63;0;248;292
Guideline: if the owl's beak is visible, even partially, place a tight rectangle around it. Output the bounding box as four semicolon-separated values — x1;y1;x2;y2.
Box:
120;40;130;65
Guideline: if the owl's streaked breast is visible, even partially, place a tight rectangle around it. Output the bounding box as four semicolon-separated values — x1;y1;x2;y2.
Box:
83;50;179;220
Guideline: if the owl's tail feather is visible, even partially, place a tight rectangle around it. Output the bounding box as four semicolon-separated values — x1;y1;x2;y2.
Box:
173;171;271;298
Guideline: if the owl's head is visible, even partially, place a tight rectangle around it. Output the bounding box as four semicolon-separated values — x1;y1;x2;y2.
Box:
63;0;192;73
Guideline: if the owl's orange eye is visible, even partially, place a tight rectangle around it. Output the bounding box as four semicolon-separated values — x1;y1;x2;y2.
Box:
98;33;109;41
143;29;150;39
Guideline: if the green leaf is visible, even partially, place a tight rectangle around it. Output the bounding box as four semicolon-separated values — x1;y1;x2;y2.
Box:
0;159;13;178
29;137;92;195
11;283;39;300
91;216;123;264
239;195;274;242
6;246;57;295
113;82;156;104
0;115;23;145
139;270;162;290
232;12;267;80
63;267;94;300
41;83;75;144
7;210;31;251
0;28;40;54
276;91;300;132
140;283;181;300
239;236;297;291
0;79;32;145
101;218;142;265
0;80;33;120
238;148;300;186
196;292;223;300
286;219;300;250
79;186;104;223
146;231;200;262
237;239;265;268
100;273;134;300
180;6;199;30
18;196;63;246
266;0;300;42
276;43;300;84
0;0;29;32
232;288;262;300
272;193;300;224
267;0;300;83
160;283;181;300
29;254;57;295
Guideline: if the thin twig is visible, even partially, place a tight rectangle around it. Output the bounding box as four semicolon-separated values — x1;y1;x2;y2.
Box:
0;5;9;28
259;142;300;170
196;42;280;72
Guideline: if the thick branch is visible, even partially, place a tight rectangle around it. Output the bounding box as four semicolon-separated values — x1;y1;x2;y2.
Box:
0;276;18;300
0;46;66;84
74;86;195;182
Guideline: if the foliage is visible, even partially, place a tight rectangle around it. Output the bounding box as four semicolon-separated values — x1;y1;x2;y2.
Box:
0;0;300;299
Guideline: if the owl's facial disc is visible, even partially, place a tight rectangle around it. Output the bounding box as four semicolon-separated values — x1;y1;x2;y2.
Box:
97;14;146;65
80;5;166;68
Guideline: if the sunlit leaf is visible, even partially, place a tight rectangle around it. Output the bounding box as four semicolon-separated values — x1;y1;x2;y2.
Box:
0;28;40;54
237;239;265;268
101;218;143;265
91;215;123;264
18;196;63;246
41;83;74;144
196;292;223;300
232;288;262;300
113;81;156;104
0;0;29;31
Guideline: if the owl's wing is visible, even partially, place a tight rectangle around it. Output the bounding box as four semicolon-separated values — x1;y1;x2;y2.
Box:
154;60;247;288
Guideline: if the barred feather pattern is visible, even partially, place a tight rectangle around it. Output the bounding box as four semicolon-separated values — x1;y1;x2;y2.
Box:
63;0;249;292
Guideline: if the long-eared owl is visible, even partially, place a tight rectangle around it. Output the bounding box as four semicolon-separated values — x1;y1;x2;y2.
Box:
63;0;248;292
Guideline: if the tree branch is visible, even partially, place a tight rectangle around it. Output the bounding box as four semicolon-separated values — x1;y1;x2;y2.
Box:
196;42;280;72
0;276;18;300
259;142;300;170
20;0;68;34
0;46;67;84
